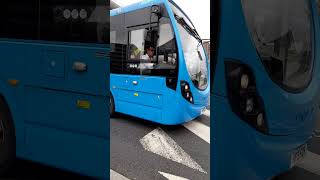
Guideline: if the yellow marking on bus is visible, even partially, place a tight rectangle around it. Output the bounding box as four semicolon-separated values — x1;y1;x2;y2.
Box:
76;100;91;109
7;79;19;86
134;93;139;97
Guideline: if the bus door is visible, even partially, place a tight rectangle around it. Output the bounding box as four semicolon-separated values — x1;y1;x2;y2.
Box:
120;25;165;122
213;0;319;179
114;5;175;122
22;1;109;177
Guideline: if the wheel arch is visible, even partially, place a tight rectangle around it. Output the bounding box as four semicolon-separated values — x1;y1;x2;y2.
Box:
110;89;116;111
0;83;23;156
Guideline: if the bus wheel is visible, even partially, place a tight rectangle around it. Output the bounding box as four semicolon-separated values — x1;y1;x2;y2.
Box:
110;95;115;117
0;98;15;175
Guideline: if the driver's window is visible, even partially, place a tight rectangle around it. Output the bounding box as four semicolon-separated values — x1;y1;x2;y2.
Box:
129;29;146;60
127;27;159;75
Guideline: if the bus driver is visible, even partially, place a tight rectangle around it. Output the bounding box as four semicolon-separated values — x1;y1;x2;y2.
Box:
139;45;155;73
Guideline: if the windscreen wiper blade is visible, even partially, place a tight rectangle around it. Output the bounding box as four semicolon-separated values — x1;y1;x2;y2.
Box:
175;15;202;42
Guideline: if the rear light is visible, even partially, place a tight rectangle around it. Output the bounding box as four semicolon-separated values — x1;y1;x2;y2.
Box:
181;81;194;104
225;60;268;134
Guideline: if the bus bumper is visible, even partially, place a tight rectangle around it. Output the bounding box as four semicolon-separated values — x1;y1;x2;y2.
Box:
160;95;209;125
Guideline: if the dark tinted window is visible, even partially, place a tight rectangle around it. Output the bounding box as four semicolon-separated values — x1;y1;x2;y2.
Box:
317;0;320;14
242;0;313;91
40;0;109;44
110;14;126;74
0;1;39;40
0;0;109;44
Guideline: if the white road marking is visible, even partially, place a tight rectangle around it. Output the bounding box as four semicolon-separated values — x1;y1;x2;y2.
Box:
110;169;130;180
297;151;320;175
183;121;210;144
140;128;207;174
159;171;189;180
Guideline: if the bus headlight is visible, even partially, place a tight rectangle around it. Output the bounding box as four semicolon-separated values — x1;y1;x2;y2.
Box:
181;81;194;104
256;113;264;127
241;74;249;89
225;60;268;134
246;98;254;113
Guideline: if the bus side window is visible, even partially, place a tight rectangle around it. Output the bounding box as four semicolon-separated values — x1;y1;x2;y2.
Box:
317;0;320;15
111;14;126;74
111;30;124;74
0;1;39;40
39;0;108;44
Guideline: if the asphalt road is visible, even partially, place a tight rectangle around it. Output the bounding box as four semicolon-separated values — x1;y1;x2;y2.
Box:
110;110;210;180
4;109;319;180
110;108;320;180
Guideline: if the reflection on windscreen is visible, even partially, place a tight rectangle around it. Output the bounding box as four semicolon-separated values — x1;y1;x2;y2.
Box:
157;23;178;70
170;3;208;90
242;0;313;90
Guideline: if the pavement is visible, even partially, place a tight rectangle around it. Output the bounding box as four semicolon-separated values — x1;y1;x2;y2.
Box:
110;109;210;180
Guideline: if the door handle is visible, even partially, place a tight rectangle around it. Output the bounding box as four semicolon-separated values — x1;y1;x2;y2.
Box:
73;61;87;72
132;81;138;85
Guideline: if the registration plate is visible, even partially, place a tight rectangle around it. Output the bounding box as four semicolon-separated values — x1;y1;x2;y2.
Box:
290;144;307;168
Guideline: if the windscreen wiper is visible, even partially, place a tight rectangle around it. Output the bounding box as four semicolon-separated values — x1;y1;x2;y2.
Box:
175;15;202;43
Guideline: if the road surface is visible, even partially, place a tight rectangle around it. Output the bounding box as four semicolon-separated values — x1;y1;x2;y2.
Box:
110;109;210;180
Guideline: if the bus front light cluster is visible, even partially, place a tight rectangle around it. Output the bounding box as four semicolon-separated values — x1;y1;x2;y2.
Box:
225;61;268;134
181;81;194;104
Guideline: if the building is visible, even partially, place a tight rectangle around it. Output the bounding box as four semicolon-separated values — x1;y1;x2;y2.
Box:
111;1;120;10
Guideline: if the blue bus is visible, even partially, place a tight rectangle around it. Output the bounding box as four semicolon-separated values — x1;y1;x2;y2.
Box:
0;1;109;179
110;0;210;125
212;0;320;179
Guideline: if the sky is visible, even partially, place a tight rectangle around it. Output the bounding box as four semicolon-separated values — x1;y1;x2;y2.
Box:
112;0;210;39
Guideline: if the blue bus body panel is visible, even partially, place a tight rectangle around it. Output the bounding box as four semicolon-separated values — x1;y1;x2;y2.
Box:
111;74;209;125
213;0;320;179
212;96;314;180
110;0;210;125
0;40;109;179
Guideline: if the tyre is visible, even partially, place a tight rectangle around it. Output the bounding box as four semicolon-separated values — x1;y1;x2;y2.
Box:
0;97;15;175
110;95;115;117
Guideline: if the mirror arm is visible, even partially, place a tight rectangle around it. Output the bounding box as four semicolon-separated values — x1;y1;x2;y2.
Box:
149;8;152;31
156;15;160;64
